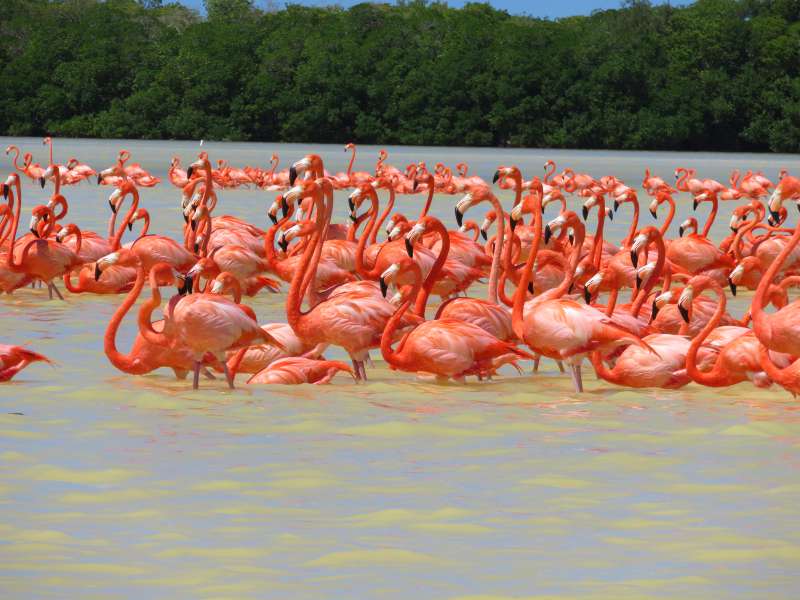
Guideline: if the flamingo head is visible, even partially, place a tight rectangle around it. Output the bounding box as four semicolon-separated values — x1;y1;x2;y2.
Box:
583;271;603;304
679;217;697;237
379;262;402;298
454;192;476;228
677;286;694;323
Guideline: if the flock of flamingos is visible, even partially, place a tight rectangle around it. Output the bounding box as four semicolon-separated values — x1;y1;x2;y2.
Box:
2;138;800;394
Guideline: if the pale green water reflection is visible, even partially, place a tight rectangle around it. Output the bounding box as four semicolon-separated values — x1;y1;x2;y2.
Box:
1;139;799;599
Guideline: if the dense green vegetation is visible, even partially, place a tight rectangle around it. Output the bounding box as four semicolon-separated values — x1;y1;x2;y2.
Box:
1;0;799;151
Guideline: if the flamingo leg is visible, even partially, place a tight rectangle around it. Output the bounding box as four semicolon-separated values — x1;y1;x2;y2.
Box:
47;283;52;299
351;359;362;382
223;364;235;389
192;361;201;390
556;360;566;373
359;361;368;381
532;355;540;373
202;368;217;380
569;364;584;393
49;283;64;301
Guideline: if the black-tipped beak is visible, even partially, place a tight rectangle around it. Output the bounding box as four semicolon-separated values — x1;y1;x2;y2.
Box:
649;208;657;218
510;217;518;231
413;179;419;192
39;177;45;189
348;197;355;212
96;174;102;185
194;243;199;253
678;302;690;323
349;213;357;223
770;210;781;222
480;229;487;241
31;227;39;237
278;237;288;253
379;277;388;297
455;207;464;227
94;263;102;281
630;250;638;268
269;212;278;225
181;275;193;295
183;212;189;223
651;303;659;321
186;165;194;179
190;219;197;231
281;196;289;218
405;237;414;257
581;205;589;220
635;274;643;289
544;224;552;245
767;216;776;227
613;200;620;212
607;211;613;221
679;225;685;237
693;199;699;211
568;232;574;245
289;166;297;186
127;221;133;231
492;170;500;184
1;184;7;200
730;225;738;233
567;281;575;294
583;287;592;304
109;199;117;214
729;280;737;296
527;281;534;294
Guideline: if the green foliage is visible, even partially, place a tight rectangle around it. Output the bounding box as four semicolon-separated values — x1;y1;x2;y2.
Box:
0;0;798;150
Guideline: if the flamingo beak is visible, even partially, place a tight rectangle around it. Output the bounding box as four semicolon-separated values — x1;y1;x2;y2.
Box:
109;199;117;214
492;170;501;184
289;165;298;186
94;263;102;281
693;198;699;211
1;184;7;200
454;207;464;228
630;250;638;268
679;225;685;237
39;177;46;189
405;237;414;257
613;199;620;212
412;179;419;192
190;218;197;231
678;302;690;323
635;273;643;290
728;279;737;296
568;232;574;245
269;211;278;225
127;221;133;231
348;197;355;212
583;287;592;304
770;209;781;223
543;224;552;245
581;205;589;220
651;303;659;321
527;281;534;294
186;165;194;179
379;277;388;298
278;236;288;253
480;228;487;241
181;275;193;295
96;174;102;185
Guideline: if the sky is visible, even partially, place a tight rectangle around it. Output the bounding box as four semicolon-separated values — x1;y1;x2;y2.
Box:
179;0;691;20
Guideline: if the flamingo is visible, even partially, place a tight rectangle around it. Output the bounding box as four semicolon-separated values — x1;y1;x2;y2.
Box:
380;258;532;381
0;344;51;382
284;179;419;380
246;357;355;385
680;275;790;388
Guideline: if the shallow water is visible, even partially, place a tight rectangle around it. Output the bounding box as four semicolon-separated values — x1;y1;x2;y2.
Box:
1;138;799;599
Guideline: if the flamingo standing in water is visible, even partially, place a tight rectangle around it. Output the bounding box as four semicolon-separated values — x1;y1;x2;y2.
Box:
380;258;531;381
284;179;419;380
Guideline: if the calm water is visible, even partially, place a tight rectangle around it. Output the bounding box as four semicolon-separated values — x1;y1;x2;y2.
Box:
1;138;799;599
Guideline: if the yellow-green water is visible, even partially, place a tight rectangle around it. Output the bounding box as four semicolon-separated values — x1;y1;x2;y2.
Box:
1;139;799;598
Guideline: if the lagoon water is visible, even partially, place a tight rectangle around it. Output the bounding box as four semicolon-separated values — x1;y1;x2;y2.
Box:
1;138;799;598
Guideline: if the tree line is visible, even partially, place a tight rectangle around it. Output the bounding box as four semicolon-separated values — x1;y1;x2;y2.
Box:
1;0;799;151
